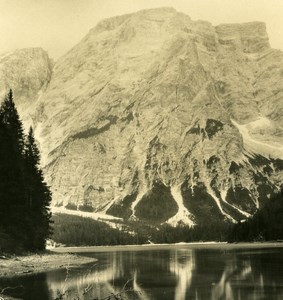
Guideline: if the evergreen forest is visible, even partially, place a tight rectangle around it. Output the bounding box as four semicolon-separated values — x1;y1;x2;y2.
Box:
0;90;52;253
227;188;283;242
51;189;283;247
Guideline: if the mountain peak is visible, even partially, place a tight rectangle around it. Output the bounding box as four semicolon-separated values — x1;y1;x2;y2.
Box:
0;47;52;96
216;21;270;53
91;7;179;35
135;6;177;16
2;10;282;226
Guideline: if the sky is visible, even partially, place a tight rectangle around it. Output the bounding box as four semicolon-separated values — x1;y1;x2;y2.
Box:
0;0;283;60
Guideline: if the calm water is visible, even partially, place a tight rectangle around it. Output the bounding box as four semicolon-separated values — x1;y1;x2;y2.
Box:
1;246;283;300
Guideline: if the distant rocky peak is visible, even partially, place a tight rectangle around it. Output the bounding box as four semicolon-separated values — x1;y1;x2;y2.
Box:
0;47;53;100
0;47;53;130
216;22;270;53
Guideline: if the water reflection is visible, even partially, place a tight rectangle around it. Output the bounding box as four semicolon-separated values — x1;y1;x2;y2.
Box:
169;249;195;300
1;247;283;299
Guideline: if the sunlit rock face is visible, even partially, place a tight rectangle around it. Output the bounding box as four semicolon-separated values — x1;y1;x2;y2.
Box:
0;48;53;127
4;8;283;225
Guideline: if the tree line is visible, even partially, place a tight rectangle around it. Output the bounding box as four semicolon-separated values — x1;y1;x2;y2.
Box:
51;214;231;246
52;188;283;247
0;90;52;253
227;188;283;242
52;214;135;246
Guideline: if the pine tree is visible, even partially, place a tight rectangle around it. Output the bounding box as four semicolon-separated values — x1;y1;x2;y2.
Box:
0;89;52;252
0;89;28;249
0;89;25;154
24;126;52;250
0;113;11;226
0;114;16;250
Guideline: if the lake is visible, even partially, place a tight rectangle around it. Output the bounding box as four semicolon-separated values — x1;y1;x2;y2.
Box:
1;244;283;300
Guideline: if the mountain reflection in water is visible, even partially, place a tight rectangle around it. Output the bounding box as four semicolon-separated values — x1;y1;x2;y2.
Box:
1;247;283;300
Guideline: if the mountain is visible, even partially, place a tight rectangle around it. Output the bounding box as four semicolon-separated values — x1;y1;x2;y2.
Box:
1;7;283;226
0;48;53;127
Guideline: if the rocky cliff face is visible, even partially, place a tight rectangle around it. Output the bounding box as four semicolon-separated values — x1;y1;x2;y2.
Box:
0;48;53;127
2;8;283;226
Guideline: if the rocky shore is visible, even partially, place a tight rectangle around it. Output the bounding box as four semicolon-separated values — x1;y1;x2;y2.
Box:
0;251;97;278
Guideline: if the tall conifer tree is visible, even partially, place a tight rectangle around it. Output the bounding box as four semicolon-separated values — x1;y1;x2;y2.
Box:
0;89;25;154
0;89;52;252
0;113;12;228
24;126;52;250
0;89;27;248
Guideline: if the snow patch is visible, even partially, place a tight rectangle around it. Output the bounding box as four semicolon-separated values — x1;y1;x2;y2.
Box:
51;206;122;222
231;118;283;159
205;184;236;223
130;188;147;219
166;185;195;227
246;116;272;130
100;197;119;213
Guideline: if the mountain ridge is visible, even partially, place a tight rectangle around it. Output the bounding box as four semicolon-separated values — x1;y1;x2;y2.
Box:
1;8;283;226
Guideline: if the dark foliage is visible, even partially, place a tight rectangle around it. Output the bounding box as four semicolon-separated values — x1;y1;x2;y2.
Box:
135;182;178;224
52;214;230;247
0;89;52;253
78;204;94;212
52;214;136;246
23;126;52;250
149;220;230;243
182;181;225;224
0;91;27;248
65;203;77;210
227;189;283;242
106;192;138;219
226;186;256;214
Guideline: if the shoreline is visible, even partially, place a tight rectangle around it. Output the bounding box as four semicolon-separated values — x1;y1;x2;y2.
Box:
51;241;283;253
1;241;283;278
0;252;97;278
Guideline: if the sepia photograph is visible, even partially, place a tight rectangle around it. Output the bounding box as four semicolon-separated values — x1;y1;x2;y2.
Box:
0;0;283;299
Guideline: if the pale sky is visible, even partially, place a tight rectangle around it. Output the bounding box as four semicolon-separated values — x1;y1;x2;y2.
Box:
0;0;283;60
